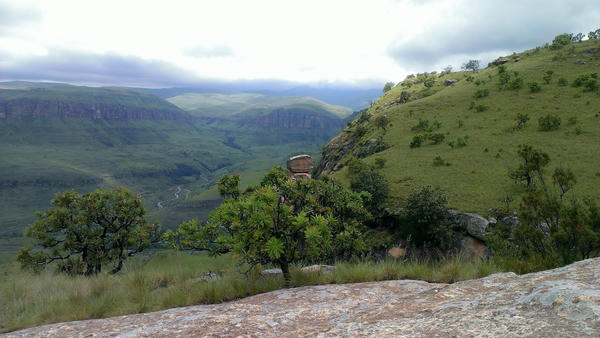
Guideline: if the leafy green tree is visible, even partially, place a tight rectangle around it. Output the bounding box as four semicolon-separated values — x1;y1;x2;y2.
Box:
350;168;389;213
423;77;435;88
17;187;159;275
398;90;411;103
217;174;240;199
374;114;390;132
402;186;457;249
461;60;480;72
551;33;571;49
165;167;370;284
383;82;395;93
509;144;550;190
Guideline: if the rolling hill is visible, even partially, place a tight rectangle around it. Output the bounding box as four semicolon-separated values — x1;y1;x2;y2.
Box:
316;38;600;214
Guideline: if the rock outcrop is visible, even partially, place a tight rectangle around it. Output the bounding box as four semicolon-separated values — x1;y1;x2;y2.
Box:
6;258;600;337
286;154;314;180
246;107;342;129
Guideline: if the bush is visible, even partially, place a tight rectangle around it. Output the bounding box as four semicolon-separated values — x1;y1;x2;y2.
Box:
543;70;554;84
410;134;426;148
383;82;394;93
374;114;390;131
550;33;571;49
354;125;367;137
528;82;541;93
374;158;387;169
428;133;445;144
515;113;530;129
433;155;450;166
350;168;389;213
473;88;490;98
411;119;433;132
538;114;561;131
508;77;523;90
355;139;389;158
456;137;468;147
402;186;458;249
558;77;568;86
424;77;435;88
475;104;489;112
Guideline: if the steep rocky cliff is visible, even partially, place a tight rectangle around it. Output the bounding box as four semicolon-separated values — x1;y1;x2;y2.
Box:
6;257;600;336
0;87;188;121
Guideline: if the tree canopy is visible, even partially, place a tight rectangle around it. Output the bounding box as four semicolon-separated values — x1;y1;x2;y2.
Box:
18;187;160;275
165;167;371;283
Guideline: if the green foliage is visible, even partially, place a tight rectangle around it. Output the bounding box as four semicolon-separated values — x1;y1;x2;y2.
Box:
507;77;523;90
411;119;441;132
473;88;490;98
423;77;435;88
401;186;457;249
217;174;240;200
354;125;368;137
572;73;599;92
475;104;489;112
550;33;572;49
166;168;371;283
589;28;600;39
433;155;450;166
410;134;426;148
355;139;389;158
488;147;600;271
528;82;541;93
508;144;550;189
515;113;530;129
397;91;411;104
558;77;568;86
17;188;159;275
383;82;395;93
538;114;561;131
349;165;389;213
428;132;445;144
374;114;390;131
462;59;480;72
374;158;387;169
543;70;554;84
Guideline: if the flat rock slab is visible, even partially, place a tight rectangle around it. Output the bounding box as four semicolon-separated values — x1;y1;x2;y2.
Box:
5;258;600;337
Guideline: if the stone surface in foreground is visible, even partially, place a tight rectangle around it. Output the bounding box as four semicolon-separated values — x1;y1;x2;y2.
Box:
5;258;600;337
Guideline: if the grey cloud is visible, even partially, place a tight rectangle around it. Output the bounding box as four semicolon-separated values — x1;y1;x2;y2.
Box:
387;0;600;70
0;49;203;87
184;45;234;58
0;1;42;33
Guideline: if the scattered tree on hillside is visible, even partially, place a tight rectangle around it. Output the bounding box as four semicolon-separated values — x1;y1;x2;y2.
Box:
572;32;585;42
17;187;160;275
383;82;395;93
588;28;600;40
550;33;572;49
374;114;390;132
461;60;480;72
165;167;371;284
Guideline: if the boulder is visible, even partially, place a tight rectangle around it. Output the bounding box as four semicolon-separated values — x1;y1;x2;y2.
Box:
301;265;336;274
459;212;489;241
460;235;488;256
261;268;283;276
287;154;314;173
502;216;520;229
493;57;510;65
444;79;458;86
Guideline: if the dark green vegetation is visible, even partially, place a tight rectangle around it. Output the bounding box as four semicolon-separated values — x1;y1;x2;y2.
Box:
320;37;600;214
0;85;352;262
166;167;370;283
17;187;160;275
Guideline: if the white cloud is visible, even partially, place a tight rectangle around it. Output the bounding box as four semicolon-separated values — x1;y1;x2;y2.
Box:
0;0;599;87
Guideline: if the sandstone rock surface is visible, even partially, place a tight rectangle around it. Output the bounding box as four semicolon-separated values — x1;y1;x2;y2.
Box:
5;258;600;337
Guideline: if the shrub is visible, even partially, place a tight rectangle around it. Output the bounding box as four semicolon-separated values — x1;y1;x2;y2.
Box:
473;88;490;98
374;114;390;131
528;82;541;93
475;104;489;112
456;137;468;147
433;155;449;166
411;119;433;132
428;133;445;144
550;33;571;49
515;113;530;129
575;126;583;135
374;158;387;169
538;114;561;131
398;91;411;103
402;186;457;249
508;77;523;90
410;134;426;148
457;119;464;128
543;70;554;84
354;125;367;137
355;139;389;158
383;82;394;93
567;116;577;125
558;78;568;86
350;168;389;213
424;77;435;88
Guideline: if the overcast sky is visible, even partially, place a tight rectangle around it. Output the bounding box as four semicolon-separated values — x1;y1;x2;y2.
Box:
0;0;598;88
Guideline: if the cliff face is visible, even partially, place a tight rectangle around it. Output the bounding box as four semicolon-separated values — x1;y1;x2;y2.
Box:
245;107;342;129
7;257;600;336
0;88;188;121
0;98;187;120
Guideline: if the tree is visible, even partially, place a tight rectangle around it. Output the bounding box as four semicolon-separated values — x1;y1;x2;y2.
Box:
350;168;389;213
572;32;585;42
551;33;571;49
17;187;159;275
509;144;550;190
374;114;390;132
383;82;395;93
165;167;370;284
462;60;480;72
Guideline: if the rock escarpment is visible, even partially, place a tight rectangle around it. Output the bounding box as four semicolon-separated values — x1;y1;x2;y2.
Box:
6;257;600;337
247;107;342;129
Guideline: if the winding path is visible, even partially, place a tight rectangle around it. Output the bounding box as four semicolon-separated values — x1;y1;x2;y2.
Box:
156;186;185;209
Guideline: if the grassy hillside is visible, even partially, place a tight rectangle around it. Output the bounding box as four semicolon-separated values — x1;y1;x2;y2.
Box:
319;39;600;214
167;93;352;118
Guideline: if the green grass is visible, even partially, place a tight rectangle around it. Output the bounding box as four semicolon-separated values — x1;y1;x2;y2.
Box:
329;39;600;214
0;250;503;333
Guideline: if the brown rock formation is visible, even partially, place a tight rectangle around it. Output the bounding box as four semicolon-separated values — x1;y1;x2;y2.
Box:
6;257;600;337
287;154;313;180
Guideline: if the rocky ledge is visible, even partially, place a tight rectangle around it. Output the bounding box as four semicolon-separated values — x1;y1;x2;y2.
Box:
5;258;600;337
